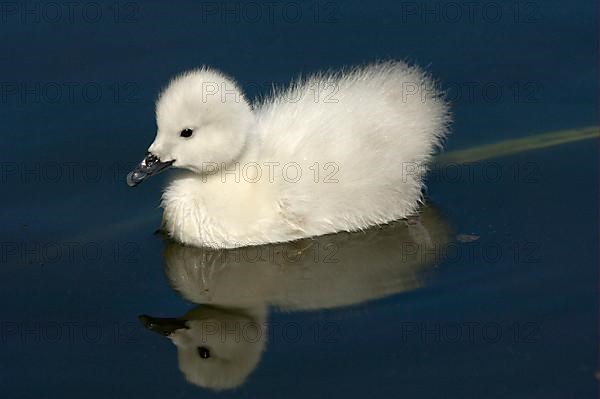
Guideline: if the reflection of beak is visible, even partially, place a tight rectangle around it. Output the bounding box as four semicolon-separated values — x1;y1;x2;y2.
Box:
138;314;188;336
126;153;174;187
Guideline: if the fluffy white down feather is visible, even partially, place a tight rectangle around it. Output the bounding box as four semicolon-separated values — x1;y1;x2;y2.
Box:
147;61;450;248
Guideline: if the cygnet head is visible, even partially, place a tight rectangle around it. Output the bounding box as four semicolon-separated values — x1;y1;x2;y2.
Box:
127;68;254;186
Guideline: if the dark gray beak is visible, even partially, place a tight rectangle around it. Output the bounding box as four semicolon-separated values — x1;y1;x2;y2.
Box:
138;314;188;336
126;153;174;187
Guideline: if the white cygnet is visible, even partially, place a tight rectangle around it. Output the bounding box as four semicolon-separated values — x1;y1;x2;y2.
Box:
127;61;450;248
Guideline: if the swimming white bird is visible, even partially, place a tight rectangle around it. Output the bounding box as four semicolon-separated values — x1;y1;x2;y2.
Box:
140;207;450;390
127;61;450;248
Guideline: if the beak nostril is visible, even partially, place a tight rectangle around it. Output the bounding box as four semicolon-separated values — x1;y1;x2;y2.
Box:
146;153;159;166
127;153;175;187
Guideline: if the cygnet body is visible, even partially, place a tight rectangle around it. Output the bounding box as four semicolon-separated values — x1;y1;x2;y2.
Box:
128;62;450;248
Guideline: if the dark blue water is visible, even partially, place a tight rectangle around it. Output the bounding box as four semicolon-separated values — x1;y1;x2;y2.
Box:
1;1;597;397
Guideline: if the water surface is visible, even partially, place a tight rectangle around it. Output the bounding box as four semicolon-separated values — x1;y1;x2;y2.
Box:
0;1;597;397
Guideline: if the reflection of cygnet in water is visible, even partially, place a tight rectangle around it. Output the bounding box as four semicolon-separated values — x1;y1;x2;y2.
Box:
140;206;450;391
141;306;265;390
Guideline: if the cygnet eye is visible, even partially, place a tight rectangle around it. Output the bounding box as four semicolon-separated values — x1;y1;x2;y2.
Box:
180;128;193;138
197;346;211;359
